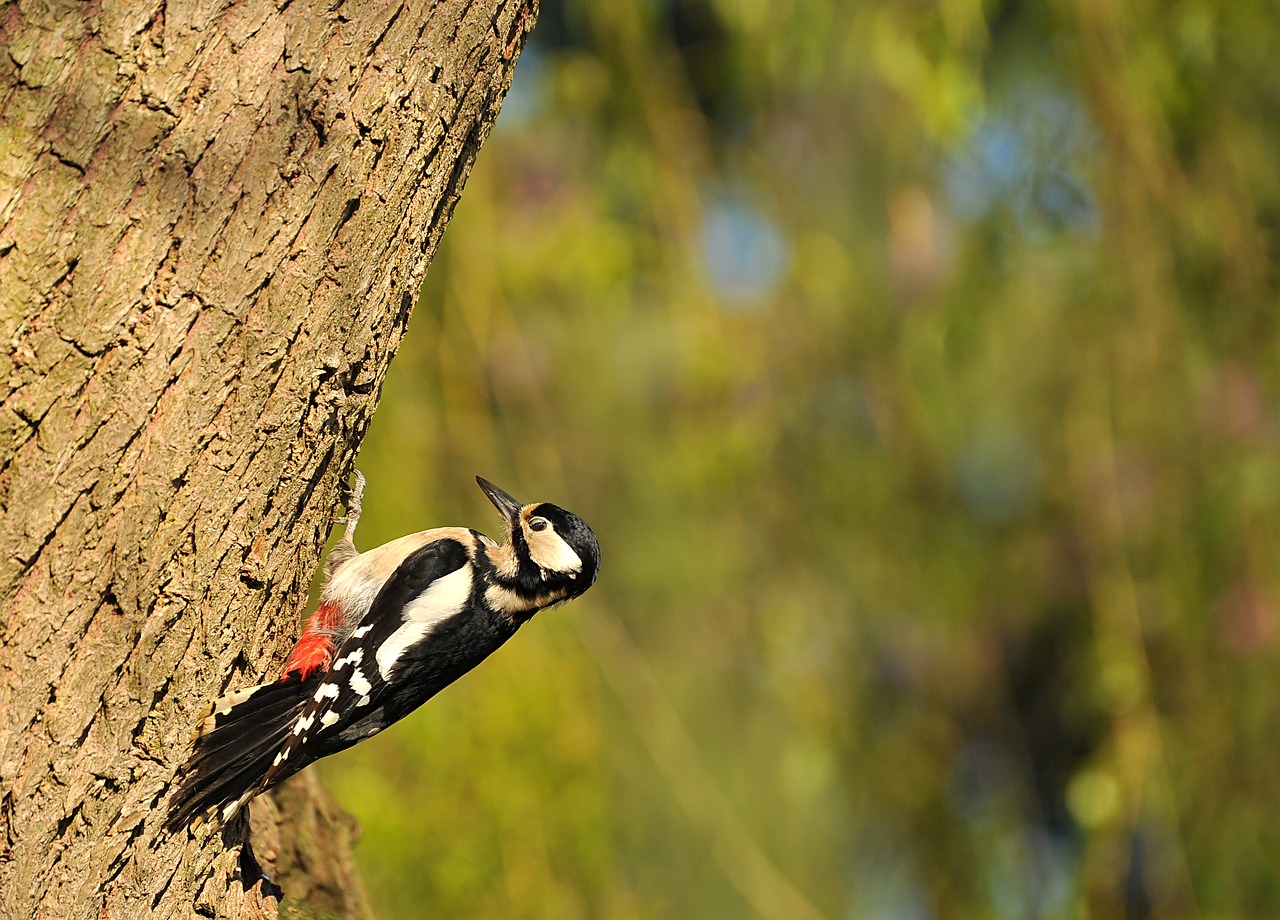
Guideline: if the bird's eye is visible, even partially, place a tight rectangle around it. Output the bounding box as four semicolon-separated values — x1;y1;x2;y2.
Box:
529;517;550;533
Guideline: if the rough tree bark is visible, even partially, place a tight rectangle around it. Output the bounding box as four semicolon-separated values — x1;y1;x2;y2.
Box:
0;1;536;917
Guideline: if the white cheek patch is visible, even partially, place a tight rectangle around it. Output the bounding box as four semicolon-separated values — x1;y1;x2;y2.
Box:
527;530;583;576
375;566;473;678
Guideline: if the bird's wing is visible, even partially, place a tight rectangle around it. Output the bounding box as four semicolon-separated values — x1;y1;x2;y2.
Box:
257;536;474;790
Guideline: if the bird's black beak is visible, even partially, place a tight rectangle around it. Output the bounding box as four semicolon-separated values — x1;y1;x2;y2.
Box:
476;477;524;528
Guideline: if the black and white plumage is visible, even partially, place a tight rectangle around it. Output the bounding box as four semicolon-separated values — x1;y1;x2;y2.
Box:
166;475;600;832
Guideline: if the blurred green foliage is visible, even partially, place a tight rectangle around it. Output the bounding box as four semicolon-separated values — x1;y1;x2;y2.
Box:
319;1;1280;917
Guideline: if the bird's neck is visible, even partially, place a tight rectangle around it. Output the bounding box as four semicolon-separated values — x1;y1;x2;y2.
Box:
478;540;570;619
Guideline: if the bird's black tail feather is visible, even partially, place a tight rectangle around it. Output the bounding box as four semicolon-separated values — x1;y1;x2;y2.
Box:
165;675;317;832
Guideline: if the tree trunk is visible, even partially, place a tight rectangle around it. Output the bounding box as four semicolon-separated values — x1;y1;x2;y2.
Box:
0;1;536;917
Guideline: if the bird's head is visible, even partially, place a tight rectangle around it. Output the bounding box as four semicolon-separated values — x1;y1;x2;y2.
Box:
477;477;601;608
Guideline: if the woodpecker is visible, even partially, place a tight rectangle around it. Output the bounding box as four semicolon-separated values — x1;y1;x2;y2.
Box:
166;473;600;831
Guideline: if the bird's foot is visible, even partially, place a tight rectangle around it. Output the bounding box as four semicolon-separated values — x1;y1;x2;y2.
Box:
333;469;366;540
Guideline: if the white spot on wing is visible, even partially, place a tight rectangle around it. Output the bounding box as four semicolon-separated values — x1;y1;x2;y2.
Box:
320;710;340;728
293;714;314;735
352;625;372;638
333;649;363;669
349;668;372;696
375;566;472;677
314;682;339;702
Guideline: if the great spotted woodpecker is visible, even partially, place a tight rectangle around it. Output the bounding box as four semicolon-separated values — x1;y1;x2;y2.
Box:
166;474;600;831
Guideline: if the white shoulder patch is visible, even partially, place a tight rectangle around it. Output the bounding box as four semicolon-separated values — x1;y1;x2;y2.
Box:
375;566;473;678
321;529;475;623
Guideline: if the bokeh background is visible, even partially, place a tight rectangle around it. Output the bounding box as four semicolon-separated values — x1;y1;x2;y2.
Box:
319;2;1280;918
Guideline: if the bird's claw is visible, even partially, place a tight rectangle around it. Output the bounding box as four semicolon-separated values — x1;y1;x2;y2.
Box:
334;470;366;538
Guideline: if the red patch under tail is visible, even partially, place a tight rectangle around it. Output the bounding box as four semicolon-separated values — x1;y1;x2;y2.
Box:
281;600;344;681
